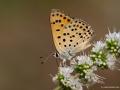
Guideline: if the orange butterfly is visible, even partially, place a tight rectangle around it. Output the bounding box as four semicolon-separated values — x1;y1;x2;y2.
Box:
50;9;94;60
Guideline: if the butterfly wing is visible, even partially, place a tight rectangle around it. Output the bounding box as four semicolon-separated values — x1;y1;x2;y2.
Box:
50;9;73;59
50;9;94;60
65;19;94;55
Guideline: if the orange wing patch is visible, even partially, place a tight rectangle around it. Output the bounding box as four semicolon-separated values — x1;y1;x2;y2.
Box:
50;9;73;54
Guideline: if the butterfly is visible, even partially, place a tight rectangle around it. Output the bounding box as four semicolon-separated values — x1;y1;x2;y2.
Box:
50;9;94;60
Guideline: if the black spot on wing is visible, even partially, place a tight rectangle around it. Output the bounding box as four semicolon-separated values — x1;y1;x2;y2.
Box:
64;45;66;47
60;14;62;17
80;26;82;28
71;29;74;31
79;33;81;35
63;17;66;19
61;24;64;27
56;29;60;31
59;43;61;45
72;35;75;37
53;22;55;24
67;33;70;35
86;26;88;28
59;20;61;23
52;14;54;17
83;28;86;31
67;19;71;22
56;13;59;16
55;20;59;23
63;39;66;42
63;33;66;36
57;36;61;39
70;40;73;42
74;45;76;47
69;44;71;46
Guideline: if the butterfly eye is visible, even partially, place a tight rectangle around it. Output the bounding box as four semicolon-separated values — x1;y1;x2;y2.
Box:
53;53;59;58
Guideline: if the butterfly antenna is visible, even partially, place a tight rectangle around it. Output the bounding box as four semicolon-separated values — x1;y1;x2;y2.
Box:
40;52;55;64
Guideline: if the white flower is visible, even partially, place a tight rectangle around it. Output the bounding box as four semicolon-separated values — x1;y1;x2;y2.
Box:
84;69;105;86
92;41;105;52
91;66;97;71
76;55;93;66
59;66;73;77
106;31;120;40
52;30;120;90
106;54;117;70
52;66;74;84
105;31;120;45
105;31;120;57
66;76;83;90
58;66;83;90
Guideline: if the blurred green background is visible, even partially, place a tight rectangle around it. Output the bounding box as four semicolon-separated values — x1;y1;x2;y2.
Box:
0;0;120;90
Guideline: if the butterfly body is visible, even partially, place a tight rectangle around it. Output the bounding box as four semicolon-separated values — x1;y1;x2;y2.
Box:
50;9;94;60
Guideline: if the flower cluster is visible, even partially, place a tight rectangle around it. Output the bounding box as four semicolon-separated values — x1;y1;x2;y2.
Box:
72;56;103;86
105;32;120;57
90;31;120;70
90;41;107;68
52;31;120;90
53;66;82;90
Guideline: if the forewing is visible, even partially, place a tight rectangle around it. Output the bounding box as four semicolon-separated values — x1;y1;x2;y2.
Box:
50;9;73;55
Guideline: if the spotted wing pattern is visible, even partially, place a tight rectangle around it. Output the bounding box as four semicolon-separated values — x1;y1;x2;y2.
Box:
50;9;94;60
